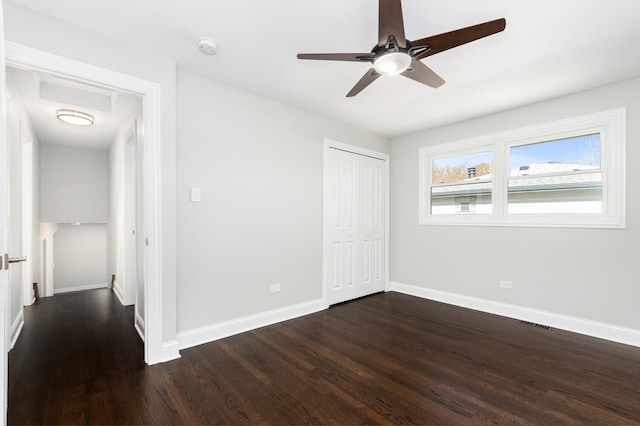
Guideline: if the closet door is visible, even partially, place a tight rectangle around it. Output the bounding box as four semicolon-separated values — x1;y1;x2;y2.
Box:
359;155;385;296
325;148;385;305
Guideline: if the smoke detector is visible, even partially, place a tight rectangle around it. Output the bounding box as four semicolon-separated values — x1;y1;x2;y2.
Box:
197;38;218;56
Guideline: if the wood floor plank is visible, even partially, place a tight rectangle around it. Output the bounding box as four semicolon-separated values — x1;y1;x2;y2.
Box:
8;289;640;424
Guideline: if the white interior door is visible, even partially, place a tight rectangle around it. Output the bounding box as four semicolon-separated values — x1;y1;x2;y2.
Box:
359;155;385;294
326;148;358;305
325;146;386;305
7;94;23;321
21;138;33;306
123;122;137;306
1;2;10;422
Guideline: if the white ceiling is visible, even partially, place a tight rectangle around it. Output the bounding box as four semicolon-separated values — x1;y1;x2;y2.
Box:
7;66;141;150
8;0;640;138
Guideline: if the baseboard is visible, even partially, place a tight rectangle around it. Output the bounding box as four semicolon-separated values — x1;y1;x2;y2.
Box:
390;281;640;348
161;340;181;362
135;311;145;342
113;280;125;305
177;298;327;350
10;309;24;350
54;282;108;294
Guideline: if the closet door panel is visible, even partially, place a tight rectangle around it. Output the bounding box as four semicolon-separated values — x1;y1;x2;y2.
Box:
326;148;385;305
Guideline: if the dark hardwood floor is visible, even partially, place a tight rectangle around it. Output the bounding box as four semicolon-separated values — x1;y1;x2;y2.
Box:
8;289;640;425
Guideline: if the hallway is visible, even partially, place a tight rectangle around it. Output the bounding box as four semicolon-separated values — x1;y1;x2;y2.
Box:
8;289;151;424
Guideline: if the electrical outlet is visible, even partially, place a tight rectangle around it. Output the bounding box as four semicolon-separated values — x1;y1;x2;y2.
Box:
270;284;281;293
499;280;513;289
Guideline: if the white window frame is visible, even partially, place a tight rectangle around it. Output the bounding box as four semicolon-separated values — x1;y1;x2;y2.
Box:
419;108;626;228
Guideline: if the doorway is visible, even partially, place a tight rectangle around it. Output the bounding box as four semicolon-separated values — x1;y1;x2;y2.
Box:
323;139;389;305
5;62;142;330
4;42;164;365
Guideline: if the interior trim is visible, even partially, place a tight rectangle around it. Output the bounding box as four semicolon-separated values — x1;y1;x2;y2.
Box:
177;298;326;351
9;310;24;350
391;281;640;348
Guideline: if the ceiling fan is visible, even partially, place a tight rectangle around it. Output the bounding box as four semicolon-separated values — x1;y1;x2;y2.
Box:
297;0;506;97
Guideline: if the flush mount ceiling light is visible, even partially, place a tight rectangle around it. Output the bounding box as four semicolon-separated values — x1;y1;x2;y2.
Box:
56;109;94;126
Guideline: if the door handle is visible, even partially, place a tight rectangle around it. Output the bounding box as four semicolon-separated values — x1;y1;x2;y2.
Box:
2;254;27;270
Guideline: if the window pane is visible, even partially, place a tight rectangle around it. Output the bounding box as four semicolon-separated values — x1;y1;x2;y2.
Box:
508;134;602;214
431;151;492;215
433;151;492;184
510;134;601;176
508;172;602;214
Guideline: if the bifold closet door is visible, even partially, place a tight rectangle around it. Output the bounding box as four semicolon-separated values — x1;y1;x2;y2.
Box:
326;148;385;305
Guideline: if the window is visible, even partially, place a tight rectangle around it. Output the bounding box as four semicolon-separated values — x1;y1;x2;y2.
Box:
507;135;602;214
431;150;493;215
419;109;625;228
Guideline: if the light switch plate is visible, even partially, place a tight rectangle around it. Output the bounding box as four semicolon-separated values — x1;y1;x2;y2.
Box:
191;187;201;203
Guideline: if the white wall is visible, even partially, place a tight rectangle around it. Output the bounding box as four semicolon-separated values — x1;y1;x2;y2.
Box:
40;144;108;223
390;76;640;332
176;71;389;333
29;126;40;293
40;222;57;297
53;224;107;292
4;1;178;344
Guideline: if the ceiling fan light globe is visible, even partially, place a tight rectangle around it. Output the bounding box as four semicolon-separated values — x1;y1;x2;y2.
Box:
373;52;411;76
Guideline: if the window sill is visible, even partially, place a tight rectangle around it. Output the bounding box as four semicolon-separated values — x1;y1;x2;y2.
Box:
419;214;625;229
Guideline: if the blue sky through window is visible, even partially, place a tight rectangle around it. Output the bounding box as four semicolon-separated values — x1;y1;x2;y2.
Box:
510;134;601;170
430;134;600;181
433;151;492;171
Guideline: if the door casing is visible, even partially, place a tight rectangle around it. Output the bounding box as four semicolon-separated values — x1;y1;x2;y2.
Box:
4;42;166;365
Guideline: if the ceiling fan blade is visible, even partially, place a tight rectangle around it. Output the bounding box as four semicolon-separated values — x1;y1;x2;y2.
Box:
411;18;506;60
379;0;406;48
346;68;381;97
297;53;375;62
401;60;445;88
